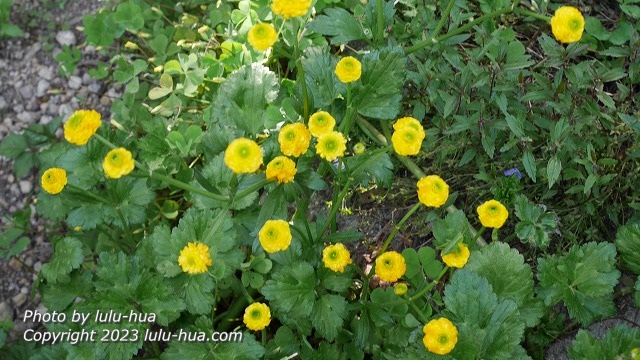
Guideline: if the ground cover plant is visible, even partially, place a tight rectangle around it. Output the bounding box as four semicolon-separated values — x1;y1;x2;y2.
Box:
1;0;640;358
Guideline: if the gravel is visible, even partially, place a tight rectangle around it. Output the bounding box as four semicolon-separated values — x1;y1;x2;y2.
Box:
0;0;116;343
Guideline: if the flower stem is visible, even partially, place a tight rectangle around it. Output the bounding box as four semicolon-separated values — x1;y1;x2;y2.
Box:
340;83;355;137
408;266;449;303
514;8;550;22
66;183;111;205
316;176;353;242
379;202;421;254
432;0;457;39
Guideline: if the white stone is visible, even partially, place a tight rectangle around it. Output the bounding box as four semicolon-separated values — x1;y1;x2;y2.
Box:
55;30;77;46
68;75;82;90
19;180;33;194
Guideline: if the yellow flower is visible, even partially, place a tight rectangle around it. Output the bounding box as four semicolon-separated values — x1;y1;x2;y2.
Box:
477;199;509;229
243;302;271;331
391;126;424;156
247;23;278;51
394;283;408;296
271;0;312;19
353;142;366;155
550;6;584;44
393;117;425;138
416;175;449;208
41;168;67;195
259;220;292;253
316;131;347;162
278;123;311;157
423;318;458;355
308;111;336;138
224;138;263;174
375;251;407;283
178;242;212;275
266;156;297;184
322;243;352;273
441;243;470;269
334;56;362;83
63;109;102;146
103;148;135;179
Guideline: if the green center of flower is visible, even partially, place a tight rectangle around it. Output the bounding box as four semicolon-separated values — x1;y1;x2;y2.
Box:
343;61;354;69
489;205;497;213
403;132;415;142
325;140;337;150
329;250;338;260
111;153;120;163
438;334;448;344
255;27;266;37
286;131;295;140
238;146;251;158
384;259;392;268
569;19;581;30
316;116;326;126
251;310;261;319
267;229;276;239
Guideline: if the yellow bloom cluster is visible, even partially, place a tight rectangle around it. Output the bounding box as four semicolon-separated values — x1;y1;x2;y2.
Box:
441;243;470;269
224;138;263;174
178;242;212;275
271;0;312;19
278;123;311;157
63;109;102;146
423;317;458;355
243;302;271;331
258;219;292;253
316;131;347;161
266;156;297;184
322;243;352;273
391;117;425;156
375;251;406;283
247;23;278;51
477;199;509;229
416;175;449;208
550;6;584;44
41;168;67;195
308;111;336;138
334;56;362;83
103;148;135;179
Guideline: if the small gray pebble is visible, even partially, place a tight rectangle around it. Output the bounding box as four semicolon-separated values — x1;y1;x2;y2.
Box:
19;180;33;194
55;30;77;46
68;75;82;90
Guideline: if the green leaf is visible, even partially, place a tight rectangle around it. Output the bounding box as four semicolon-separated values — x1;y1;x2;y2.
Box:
211;63;279;135
40;237;84;283
504;113;524;138
302;47;344;108
311;294;348;341
467;242;543;327
67;203;105;230
635;276;640;308
478;0;509;13
568;326;640;360
345;151;394;187
513;194;557;249
432;210;469;254
307;7;368;45
325;230;364;243
0;133;28;158
113;2;144;31
536;242;620;326
546;156;562;188
40;272;93;311
353;47;406;120
417;246;444;279
83;12;124;47
521;150;536;182
615;223;640;275
262;262;316;318
94;252;185;325
444;269;526;359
